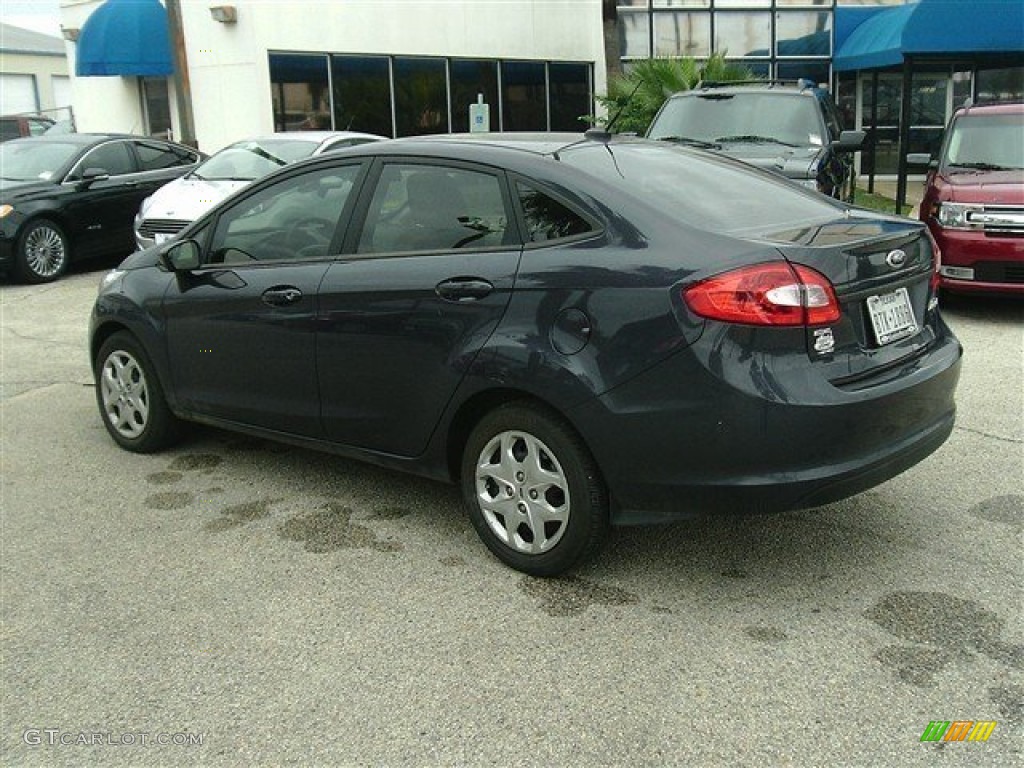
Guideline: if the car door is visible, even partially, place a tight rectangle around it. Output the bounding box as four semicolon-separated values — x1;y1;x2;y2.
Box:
62;140;140;257
162;161;366;436
318;159;521;456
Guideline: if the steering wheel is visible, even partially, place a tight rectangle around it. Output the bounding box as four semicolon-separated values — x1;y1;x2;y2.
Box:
286;217;335;252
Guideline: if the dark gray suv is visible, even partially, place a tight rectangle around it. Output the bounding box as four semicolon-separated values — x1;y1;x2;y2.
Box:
647;80;864;200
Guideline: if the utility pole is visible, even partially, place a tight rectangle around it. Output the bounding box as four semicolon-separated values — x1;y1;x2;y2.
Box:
165;0;197;148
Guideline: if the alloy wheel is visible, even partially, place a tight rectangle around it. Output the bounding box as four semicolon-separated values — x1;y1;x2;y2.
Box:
99;349;150;439
23;224;67;279
474;430;570;555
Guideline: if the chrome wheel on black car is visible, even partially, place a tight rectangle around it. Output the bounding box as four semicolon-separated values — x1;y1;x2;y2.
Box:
16;218;68;283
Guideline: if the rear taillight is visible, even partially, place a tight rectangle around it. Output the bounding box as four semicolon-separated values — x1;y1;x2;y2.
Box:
683;261;840;327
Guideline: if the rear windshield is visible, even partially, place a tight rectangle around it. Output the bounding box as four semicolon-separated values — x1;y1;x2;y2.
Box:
649;92;825;148
942;113;1024;171
560;141;842;235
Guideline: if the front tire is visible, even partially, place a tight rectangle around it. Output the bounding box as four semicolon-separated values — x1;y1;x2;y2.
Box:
461;402;609;576
95;331;180;453
16;218;69;283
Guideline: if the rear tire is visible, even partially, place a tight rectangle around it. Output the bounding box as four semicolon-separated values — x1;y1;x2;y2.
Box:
461;402;609;576
95;331;180;453
15;218;69;283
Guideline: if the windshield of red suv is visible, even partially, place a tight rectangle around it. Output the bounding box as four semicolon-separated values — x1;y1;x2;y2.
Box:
648;92;825;148
942;113;1024;171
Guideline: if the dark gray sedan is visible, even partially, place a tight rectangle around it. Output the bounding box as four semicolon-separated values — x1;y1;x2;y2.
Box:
89;134;961;575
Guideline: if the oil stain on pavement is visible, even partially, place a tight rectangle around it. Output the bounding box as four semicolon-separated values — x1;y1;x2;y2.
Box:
277;501;403;554
968;494;1023;528
169;453;223;472
866;591;1023;686
144;491;195;510
744;625;789;644
203;498;279;533
519;575;639;617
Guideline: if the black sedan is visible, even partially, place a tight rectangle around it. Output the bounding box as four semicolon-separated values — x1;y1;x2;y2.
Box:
89;134;962;575
0;133;202;282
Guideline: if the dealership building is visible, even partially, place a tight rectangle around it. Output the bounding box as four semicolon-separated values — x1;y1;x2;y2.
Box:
60;0;1023;183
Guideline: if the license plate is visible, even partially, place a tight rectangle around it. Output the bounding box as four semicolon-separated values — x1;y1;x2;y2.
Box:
867;287;918;345
154;232;171;244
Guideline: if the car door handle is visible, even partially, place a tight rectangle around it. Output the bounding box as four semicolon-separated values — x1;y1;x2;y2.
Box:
435;278;494;302
262;286;303;306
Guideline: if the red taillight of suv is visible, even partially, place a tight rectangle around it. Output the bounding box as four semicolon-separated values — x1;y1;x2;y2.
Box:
683;262;840;326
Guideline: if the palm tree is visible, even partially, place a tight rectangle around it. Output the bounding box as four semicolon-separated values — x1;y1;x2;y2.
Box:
596;53;754;135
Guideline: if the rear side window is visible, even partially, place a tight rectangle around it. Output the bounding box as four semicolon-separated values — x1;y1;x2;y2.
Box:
357;163;509;254
516;182;593;243
135;141;199;170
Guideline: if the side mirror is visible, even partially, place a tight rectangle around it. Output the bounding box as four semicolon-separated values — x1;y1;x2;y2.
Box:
833;130;866;152
906;153;937;169
161;239;201;271
77;167;110;188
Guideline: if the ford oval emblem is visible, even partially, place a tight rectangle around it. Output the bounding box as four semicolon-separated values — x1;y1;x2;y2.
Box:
886;249;907;269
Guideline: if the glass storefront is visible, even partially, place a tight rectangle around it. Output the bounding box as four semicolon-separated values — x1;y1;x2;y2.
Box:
270;54;593;137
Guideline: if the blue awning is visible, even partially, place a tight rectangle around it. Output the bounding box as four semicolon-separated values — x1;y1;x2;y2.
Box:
76;0;173;77
835;0;1024;72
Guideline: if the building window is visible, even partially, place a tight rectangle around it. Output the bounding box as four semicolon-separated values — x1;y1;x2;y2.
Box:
394;57;448;136
618;0;837;79
654;12;712;57
619;10;652;58
549;63;592;131
714;12;772;58
450;60;499;133
269;54;331;131
976;66;1024;102
775;11;831;56
777;60;829;84
269;54;592;139
502;61;547;131
141;77;172;138
331;56;393;137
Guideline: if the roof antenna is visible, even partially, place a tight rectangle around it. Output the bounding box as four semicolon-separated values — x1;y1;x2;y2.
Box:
585;79;643;142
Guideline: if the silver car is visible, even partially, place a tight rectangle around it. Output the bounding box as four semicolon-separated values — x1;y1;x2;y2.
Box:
133;131;384;249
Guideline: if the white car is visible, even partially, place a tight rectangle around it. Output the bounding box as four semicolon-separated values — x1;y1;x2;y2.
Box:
133;131;384;249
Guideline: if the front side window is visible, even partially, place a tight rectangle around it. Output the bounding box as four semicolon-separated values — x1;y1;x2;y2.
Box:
207;165;361;264
357;164;509;254
72;141;136;178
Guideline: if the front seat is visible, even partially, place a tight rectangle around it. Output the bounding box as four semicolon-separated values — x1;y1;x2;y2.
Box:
397;171;469;251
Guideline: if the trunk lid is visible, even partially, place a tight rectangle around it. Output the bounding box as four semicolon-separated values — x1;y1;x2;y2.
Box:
758;211;938;385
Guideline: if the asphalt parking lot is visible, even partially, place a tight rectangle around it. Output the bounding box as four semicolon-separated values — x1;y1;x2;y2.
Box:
2;264;1021;767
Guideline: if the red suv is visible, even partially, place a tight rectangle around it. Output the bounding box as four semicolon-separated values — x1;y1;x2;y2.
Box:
912;102;1024;296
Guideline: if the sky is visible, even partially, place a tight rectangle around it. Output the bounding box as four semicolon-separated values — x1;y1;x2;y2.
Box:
0;0;63;38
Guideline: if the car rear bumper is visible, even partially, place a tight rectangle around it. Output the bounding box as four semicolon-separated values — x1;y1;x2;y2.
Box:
569;331;963;525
